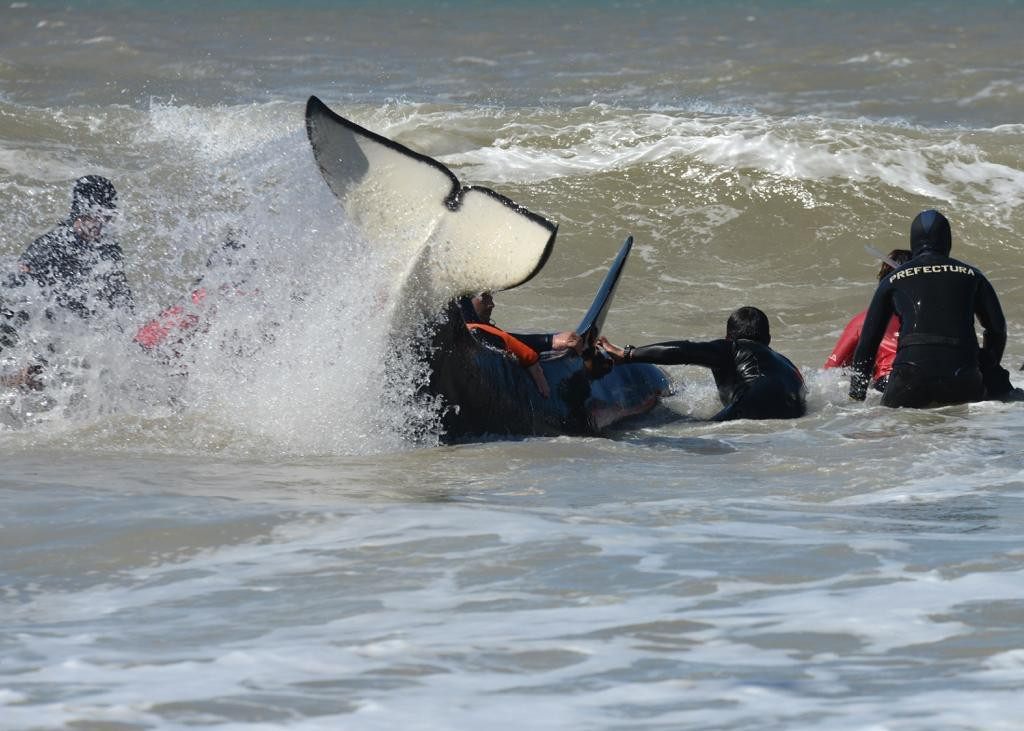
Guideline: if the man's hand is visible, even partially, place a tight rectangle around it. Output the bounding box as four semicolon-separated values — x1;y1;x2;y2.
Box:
552;331;583;354
848;372;869;401
597;335;626;363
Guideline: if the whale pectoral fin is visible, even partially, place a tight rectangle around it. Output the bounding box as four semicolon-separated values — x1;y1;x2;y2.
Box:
305;96;557;306
577;236;633;348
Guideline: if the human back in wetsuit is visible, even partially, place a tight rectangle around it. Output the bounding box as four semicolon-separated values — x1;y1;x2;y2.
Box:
600;306;806;421
849;210;1010;408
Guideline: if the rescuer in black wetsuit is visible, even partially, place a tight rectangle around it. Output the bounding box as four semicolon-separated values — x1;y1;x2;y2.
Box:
600;306;806;421
849;209;1013;408
13;175;134;319
1;176;133;389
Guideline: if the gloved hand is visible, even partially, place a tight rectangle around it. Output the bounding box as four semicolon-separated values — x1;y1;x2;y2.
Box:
848;371;869;401
978;350;1014;399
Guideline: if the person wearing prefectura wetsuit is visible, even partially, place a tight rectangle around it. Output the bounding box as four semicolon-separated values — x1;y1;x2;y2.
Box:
849;209;1013;408
601;306;806;421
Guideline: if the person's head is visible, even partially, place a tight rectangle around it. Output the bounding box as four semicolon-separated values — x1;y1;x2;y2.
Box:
456;296;479;324
726;306;770;345
471;291;494;322
69;175;117;241
910;209;951;257
70;175;117;220
877;248;912;280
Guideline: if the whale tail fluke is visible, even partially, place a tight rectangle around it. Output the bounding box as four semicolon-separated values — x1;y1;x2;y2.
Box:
305;96;557;318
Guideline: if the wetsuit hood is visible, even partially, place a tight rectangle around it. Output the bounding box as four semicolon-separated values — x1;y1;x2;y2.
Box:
70;175;117;220
910;210;952;257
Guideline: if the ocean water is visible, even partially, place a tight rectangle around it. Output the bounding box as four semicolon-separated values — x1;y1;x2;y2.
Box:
2;1;1024;728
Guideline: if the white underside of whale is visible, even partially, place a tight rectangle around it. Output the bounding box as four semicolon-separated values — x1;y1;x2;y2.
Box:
305;96;557;322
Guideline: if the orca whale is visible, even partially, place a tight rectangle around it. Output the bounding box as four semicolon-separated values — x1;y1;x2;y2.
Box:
305;95;671;439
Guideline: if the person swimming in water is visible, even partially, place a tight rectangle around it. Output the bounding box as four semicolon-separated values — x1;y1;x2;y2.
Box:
825;248;912;392
849;210;1016;408
600;306;806;421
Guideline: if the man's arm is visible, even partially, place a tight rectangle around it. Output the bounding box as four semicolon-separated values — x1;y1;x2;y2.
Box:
98;243;134;313
100;269;134;313
17;233;55;284
507;331;582;353
974;274;1006;366
849;282;894;400
507;332;553;353
628;339;733;368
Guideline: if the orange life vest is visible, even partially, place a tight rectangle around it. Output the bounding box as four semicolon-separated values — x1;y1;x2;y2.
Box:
466;323;539;367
